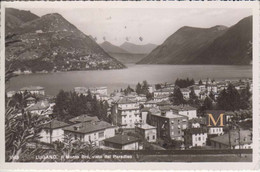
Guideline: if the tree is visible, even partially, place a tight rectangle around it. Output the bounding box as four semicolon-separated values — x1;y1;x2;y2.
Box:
217;84;241;111
155;84;162;90
170;87;185;105
240;83;252;109
203;96;213;110
199;79;203;85
209;91;215;101
135;82;142;94
141;80;149;95
188;88;199;107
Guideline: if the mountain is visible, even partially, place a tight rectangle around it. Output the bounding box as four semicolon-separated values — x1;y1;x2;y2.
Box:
120;42;157;54
138;25;228;64
5;8;39;35
139;16;252;65
5;8;125;72
191;16;252;65
100;41;129;54
108;53;147;64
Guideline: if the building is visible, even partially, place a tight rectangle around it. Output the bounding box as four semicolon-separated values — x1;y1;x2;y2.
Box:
208;127;224;136
184;128;208;148
39;120;70;143
171;105;197;120
210;130;252;149
19;86;45;95
135;124;157;142
180;88;190;99
154;88;173;98
147;108;188;141
153;95;169;103
7;91;16;98
74;87;88;96
25;100;50;115
144;100;157;108
111;97;141;128
63;120;116;146
103;135;141;150
69;114;100;124
89;87;108;96
188;118;206;129
25;97;37;106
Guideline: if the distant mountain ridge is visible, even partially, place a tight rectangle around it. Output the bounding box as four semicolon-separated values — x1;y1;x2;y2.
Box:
120;42;157;54
100;41;129;54
5;8;125;72
138;16;252;65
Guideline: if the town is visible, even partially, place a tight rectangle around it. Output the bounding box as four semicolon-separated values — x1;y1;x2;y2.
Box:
5;78;252;161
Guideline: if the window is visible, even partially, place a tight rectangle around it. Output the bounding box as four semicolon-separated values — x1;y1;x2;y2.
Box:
89;135;91;141
98;131;104;138
147;136;149;141
153;135;155;140
75;134;77;140
198;137;201;141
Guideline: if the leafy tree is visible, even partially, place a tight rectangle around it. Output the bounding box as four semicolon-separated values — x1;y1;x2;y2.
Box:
203;96;213;110
217;84;241;111
135;82;142;94
240;83;252;109
155;84;162;90
175;78;195;88
199;79;203;85
141;80;149;95
188;88;199;107
209;91;215;101
170;87;185;105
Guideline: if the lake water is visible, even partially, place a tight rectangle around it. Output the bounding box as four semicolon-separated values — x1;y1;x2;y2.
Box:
7;64;252;96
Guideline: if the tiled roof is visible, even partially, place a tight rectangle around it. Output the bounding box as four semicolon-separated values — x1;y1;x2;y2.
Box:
41;119;70;129
103;135;139;145
145;100;157;104
26;97;36;101
69;114;100;123
63;121;114;134
171;105;197;111
117;97;136;104
136;124;156;130
210;130;252;146
156;100;172;106
20;86;44;91
26;100;50;111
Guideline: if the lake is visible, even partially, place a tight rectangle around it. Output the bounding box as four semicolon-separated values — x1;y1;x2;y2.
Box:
7;64;252;96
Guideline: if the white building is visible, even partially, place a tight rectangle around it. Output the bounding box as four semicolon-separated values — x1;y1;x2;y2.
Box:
208;127;224;136
25;100;50;115
171;105;197;120
184;128;208;148
19;86;45;95
180;88;191;99
112;97;141;128
135;124;157;142
39;120;70;143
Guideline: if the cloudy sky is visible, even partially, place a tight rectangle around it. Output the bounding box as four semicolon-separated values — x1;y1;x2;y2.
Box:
21;8;251;46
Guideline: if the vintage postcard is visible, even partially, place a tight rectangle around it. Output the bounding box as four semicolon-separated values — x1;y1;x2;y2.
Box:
0;1;259;171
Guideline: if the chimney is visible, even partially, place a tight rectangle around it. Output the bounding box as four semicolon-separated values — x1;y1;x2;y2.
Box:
161;111;166;116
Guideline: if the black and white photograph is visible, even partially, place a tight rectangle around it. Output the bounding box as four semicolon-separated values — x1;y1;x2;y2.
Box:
1;1;259;170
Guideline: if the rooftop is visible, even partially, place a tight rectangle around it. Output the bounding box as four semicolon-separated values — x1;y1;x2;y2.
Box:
20;86;44;91
136;123;156;130
69;114;100;123
151;110;186;119
117;97;136;104
26;100;50;111
210;130;252;146
171;105;197;111
103;135;139;145
41;119;70;129
63;121;115;134
180;88;190;92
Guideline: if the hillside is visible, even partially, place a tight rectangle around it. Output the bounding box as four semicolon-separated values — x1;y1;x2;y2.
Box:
100;41;129;54
138;25;228;64
5;8;39;35
108;53;147;64
120;42;157;54
5;9;125;73
191;16;252;65
138;16;252;65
